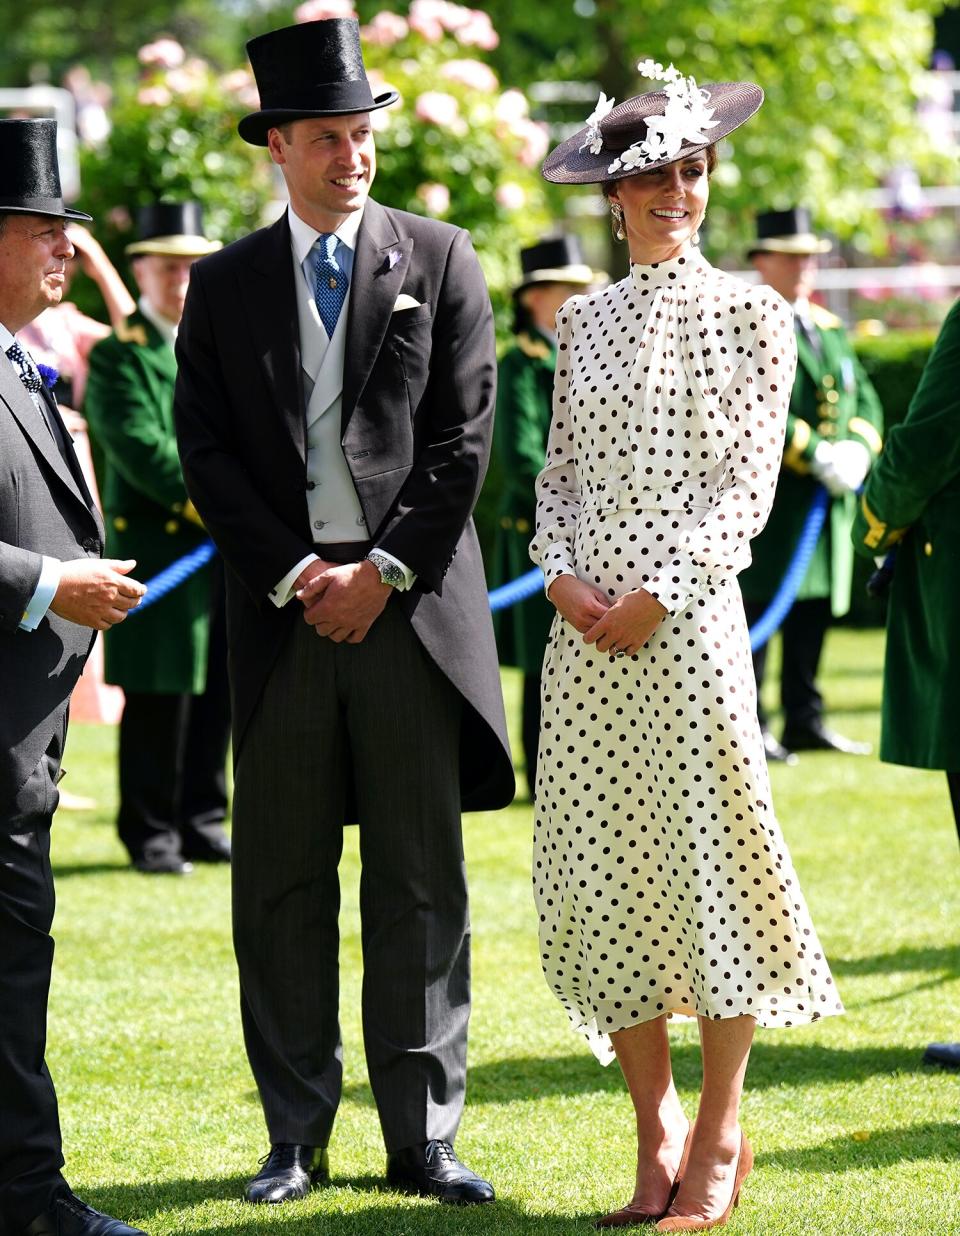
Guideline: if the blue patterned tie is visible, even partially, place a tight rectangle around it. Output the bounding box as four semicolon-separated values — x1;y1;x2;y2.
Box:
314;233;348;338
6;340;43;396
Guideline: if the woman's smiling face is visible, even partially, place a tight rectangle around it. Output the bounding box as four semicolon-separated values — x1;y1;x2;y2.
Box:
609;154;709;264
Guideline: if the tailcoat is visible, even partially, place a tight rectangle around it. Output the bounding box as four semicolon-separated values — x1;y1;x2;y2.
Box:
852;298;960;771
85;311;211;693
740;304;884;616
173;199;513;813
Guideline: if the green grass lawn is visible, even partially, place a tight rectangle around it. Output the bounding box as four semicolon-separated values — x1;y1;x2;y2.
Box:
49;627;959;1235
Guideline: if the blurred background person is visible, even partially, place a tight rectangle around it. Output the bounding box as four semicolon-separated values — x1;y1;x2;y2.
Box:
852;296;960;1070
740;208;884;762
491;236;604;795
84;202;231;875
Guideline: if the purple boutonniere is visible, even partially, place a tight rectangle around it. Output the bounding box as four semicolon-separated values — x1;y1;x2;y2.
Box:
383;248;402;273
36;363;59;390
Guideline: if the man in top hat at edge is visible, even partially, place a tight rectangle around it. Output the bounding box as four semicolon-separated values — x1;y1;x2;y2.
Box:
0;118;147;1236
738;207;884;763
85;202;231;877
173;18;513;1205
492;235;605;792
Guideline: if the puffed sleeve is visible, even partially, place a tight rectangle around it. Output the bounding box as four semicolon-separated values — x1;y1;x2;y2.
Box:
644;291;797;614
529;301;580;591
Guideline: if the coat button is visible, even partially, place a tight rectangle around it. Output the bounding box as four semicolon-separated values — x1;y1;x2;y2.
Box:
113;516;128;532
164;519;179;534
925;541;933;556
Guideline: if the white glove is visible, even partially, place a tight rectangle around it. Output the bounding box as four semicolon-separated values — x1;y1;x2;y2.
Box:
810;439;872;496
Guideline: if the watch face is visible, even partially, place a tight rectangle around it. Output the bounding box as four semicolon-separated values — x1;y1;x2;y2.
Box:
371;553;403;586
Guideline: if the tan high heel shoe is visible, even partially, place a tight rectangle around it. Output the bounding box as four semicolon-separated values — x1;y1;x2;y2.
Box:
655;1132;753;1232
594;1124;694;1228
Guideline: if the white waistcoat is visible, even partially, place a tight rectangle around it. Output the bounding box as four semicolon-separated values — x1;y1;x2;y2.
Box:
295;262;369;542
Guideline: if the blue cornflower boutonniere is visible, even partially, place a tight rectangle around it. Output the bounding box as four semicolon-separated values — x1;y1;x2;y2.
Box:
36;363;59;390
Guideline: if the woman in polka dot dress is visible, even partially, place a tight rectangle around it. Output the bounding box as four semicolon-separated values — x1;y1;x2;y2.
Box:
531;72;844;1231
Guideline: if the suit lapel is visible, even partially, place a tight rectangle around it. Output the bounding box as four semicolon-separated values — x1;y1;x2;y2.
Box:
0;360;91;511
237;214;307;460
342;199;412;433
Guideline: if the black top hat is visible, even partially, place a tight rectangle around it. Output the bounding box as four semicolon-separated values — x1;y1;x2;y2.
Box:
543;79;762;185
748;207;832;257
516;236;605;291
0;118;91;221
124;201;221;258
239;18;400;146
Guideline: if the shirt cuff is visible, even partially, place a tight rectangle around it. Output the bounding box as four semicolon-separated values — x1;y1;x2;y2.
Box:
270;553;319;608
370;548;416;591
20;555;61;631
643;554;706;616
538;541;577;594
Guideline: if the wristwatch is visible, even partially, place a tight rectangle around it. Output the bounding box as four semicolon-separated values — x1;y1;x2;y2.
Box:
366;549;406;588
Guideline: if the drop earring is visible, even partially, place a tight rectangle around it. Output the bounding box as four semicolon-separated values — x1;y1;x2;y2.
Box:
610;201;625;241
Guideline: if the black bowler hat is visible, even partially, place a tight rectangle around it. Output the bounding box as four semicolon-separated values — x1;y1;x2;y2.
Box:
124;201;221;258
516;236;606;291
0;118;91;221
238;18;400;146
748;207;831;257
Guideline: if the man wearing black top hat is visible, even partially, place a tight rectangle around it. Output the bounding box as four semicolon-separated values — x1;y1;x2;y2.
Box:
0;119;147;1236
739;207;883;762
174;18;512;1206
492;235;605;791
85;203;231;876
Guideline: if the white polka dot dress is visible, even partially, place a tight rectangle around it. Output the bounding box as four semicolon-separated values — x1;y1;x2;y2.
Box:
529;251;844;1064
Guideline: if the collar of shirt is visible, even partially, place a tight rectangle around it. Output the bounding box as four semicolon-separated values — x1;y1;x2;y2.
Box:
0;321;17;355
138;296;178;348
288;203;363;288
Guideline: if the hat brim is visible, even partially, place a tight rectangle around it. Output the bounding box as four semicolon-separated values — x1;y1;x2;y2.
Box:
0;203;92;223
748;235;832;257
238;90;400;146
542;82;763;185
125;235;223;258
517;263;607;290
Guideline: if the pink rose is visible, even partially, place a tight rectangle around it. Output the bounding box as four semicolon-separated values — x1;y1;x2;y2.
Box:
361;11;409;45
105;206;132;232
495;182;526;211
295;0;356;22
457;11;499;49
415;91;460;128
494;89;529;123
439;59;498;93
136;85;173;107
409;13;444;41
513;117;550;167
417;182;451;216
138;38;185;69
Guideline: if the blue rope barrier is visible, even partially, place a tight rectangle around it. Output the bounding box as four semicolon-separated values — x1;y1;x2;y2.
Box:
747;486;830;650
128;538;216;616
130;487;829;646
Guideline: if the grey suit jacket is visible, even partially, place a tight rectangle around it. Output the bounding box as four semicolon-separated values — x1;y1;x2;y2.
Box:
175;200;514;812
0;362;103;807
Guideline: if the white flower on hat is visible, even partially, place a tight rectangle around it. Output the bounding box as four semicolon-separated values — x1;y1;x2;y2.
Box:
579;90;615;155
605;61;718;174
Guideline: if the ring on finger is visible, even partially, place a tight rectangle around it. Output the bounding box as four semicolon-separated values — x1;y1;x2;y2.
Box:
615;648;628;658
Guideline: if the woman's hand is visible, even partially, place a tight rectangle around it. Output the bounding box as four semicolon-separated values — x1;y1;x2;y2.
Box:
583;587;667;657
547;574;611;634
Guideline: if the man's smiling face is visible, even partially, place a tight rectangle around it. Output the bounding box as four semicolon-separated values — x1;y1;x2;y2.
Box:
267;113;376;232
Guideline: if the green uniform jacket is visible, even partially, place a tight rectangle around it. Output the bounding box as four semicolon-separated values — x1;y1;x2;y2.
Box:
491;331;556;674
852;298;960;772
740;304;884;616
84;311;211;693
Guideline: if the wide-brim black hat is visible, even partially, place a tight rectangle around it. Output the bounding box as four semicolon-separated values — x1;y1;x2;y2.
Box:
516;235;606;291
747;207;832;257
0;118;91;221
125;201;221;258
542;80;763;185
239;18;399;147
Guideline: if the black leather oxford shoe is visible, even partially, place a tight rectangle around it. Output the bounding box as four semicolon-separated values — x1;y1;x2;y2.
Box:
923;1042;960;1069
761;729;798;765
22;1192;147;1236
781;723;871;756
244;1143;329;1203
386;1140;495;1205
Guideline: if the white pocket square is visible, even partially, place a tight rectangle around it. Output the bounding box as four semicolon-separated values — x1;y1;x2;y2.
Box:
393;294;422;312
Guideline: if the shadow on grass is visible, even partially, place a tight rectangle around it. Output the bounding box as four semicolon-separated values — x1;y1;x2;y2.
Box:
83;1177;594;1234
342;1041;930;1107
759;1120;960;1172
831;943;960;977
51;862;130;879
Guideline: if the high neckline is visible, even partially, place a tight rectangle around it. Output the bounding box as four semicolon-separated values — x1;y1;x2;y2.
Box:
629;249;707;291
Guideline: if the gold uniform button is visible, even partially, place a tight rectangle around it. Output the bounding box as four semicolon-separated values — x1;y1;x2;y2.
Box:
113;516;128;532
500;516;513;529
826;390;840;404
164;519;179;534
515;517;530;534
171;501;183;514
818;422;837;437
822;374;835;388
925;541;933;556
